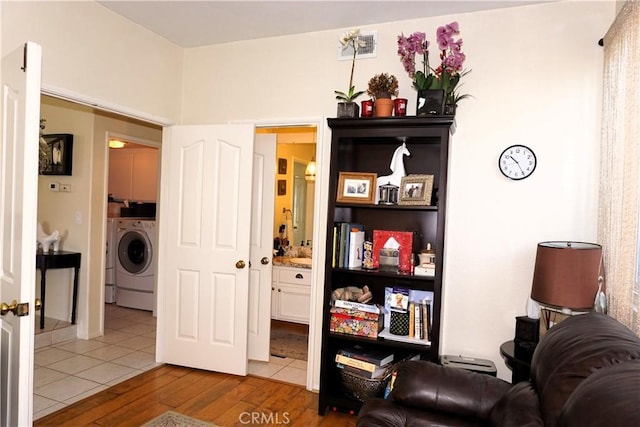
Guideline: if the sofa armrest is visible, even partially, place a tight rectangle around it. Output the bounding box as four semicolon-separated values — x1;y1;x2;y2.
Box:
389;360;511;421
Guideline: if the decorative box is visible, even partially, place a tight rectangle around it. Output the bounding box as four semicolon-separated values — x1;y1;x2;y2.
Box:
372;230;414;273
330;307;384;338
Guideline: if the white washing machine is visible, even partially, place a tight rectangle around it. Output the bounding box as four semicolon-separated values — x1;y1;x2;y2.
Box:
115;218;156;311
105;218;117;303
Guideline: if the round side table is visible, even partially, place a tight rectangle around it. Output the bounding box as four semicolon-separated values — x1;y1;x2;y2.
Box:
499;340;533;383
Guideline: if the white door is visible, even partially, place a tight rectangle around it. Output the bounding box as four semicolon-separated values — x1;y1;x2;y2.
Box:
248;134;276;361
157;124;254;375
0;42;42;427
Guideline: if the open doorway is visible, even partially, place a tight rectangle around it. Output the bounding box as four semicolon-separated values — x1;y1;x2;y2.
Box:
250;125;317;385
33;95;163;419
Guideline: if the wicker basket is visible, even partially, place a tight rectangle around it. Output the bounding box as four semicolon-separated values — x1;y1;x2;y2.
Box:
339;369;393;402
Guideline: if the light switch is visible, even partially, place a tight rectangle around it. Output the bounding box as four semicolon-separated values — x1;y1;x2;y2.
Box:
75;211;82;224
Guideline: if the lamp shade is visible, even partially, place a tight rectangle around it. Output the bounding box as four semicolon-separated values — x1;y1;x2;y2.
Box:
305;161;316;181
531;241;602;310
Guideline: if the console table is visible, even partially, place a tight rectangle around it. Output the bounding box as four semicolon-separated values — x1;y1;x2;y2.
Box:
35;251;81;329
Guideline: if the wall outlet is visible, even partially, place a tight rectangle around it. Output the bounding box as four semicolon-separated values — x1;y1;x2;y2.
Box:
49;182;59;191
61;184;72;192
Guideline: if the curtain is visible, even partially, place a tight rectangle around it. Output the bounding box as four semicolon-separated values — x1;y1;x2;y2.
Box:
598;1;640;335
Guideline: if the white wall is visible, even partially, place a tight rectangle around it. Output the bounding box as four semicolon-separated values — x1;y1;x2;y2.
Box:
182;1;614;380
39;96;161;338
37;97;95;326
2;0;616;381
1;1;183;124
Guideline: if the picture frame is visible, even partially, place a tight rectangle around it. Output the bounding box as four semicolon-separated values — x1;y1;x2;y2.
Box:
398;174;434;206
278;158;287;174
39;133;73;176
277;179;287;195
336;172;377;204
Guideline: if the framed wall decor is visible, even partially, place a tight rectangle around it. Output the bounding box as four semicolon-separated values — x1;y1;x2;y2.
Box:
39;133;73;176
398;174;434;206
277;179;287;195
336;172;377;204
278;158;287;174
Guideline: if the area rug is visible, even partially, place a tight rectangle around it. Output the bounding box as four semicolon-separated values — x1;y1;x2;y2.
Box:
270;329;308;361
142;411;215;427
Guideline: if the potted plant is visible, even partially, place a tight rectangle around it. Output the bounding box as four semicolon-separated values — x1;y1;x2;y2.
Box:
335;29;366;118
397;21;470;115
366;73;399;117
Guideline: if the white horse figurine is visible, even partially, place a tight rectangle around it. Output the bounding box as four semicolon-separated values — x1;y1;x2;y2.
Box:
375;142;411;204
37;222;60;253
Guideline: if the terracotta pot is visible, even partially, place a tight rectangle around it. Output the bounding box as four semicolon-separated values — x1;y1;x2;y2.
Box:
374;98;394;117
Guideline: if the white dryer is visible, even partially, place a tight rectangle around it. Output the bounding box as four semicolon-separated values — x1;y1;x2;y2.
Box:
115;218;156;311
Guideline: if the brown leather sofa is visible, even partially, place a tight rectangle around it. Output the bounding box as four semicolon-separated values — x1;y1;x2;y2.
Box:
357;312;640;426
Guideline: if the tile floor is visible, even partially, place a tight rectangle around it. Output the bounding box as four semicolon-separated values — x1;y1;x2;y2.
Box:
33;304;159;420
33;304;308;420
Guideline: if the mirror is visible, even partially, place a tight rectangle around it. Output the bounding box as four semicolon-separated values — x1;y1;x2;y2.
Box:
257;126;317;250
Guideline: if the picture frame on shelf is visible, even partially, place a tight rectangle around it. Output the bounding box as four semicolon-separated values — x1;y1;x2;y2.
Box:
39;133;73;176
398;174;434;206
336;172;377;204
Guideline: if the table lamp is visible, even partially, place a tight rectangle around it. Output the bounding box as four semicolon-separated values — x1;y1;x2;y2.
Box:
530;241;603;326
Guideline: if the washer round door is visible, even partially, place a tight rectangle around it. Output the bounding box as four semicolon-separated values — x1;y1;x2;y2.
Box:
118;229;152;274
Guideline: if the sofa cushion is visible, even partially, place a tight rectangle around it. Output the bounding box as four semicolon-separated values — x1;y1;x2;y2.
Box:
557;360;640;427
531;313;640;427
389;361;511;421
358;398;482;427
488;381;543;427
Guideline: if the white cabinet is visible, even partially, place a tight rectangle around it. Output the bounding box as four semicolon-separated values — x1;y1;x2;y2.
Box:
271;266;310;324
108;148;158;201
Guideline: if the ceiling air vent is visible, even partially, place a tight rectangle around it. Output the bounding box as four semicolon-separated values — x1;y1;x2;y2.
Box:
337;31;377;61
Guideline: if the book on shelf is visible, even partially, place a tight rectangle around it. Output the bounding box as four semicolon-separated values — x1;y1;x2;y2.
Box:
336;362;390;379
333;222;364;268
335;353;381;372
338;345;394;366
347;229;365;268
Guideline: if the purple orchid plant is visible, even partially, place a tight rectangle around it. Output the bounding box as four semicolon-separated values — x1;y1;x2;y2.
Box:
397;22;470;105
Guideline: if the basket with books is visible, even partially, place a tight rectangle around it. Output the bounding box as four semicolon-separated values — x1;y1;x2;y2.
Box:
335;345;395;401
339;366;394;401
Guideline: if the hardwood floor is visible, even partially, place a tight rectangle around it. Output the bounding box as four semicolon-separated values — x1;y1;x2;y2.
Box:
35;364;356;427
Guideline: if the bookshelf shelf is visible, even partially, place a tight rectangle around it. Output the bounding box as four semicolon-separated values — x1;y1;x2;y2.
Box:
318;117;454;416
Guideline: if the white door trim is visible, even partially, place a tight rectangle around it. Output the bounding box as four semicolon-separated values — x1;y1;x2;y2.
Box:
234;117;327;392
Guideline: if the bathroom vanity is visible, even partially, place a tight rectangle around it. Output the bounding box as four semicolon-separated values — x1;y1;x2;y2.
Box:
271;260;311;324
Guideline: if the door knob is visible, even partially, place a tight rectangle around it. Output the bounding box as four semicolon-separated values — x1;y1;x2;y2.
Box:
1;300;18;316
261;257;270;265
1;300;29;317
35;299;42;311
235;260;246;269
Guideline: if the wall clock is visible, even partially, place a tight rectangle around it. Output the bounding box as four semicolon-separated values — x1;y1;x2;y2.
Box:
499;144;537;180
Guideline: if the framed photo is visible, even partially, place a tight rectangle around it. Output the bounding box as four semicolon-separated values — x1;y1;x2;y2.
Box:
398;174;434;206
39;134;73;176
277;179;287;195
278;158;287;174
336;172;377;204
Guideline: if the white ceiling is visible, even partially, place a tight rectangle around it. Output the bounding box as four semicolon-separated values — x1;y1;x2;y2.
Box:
97;1;547;47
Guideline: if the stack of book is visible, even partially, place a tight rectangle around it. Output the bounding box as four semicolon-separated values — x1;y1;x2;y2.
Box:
332;222;365;268
329;300;384;338
335;345;395;379
408;300;431;341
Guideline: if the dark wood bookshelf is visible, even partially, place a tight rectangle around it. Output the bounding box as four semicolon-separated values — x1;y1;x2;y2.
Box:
318;116;454;416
